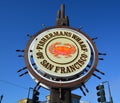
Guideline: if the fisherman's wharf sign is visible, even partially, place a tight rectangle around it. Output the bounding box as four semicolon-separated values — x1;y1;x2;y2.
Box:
32;28;91;77
24;27;98;88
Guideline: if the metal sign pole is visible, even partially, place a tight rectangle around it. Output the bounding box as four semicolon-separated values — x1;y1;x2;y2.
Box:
50;4;71;103
50;88;71;103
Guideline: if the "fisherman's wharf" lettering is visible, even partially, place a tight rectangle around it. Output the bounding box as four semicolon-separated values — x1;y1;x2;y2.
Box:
32;28;91;77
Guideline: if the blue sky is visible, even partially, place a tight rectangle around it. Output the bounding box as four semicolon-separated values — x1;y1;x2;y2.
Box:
0;0;120;103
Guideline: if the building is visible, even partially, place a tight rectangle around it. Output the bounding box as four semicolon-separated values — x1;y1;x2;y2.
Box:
19;94;81;103
19;94;90;103
18;98;32;103
80;101;90;103
45;94;81;103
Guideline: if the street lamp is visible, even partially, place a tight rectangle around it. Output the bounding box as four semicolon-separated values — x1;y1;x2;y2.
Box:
0;95;3;103
27;87;33;99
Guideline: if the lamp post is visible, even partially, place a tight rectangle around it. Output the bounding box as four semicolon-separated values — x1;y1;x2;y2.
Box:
27;87;33;103
27;87;33;99
102;81;113;103
0;95;3;103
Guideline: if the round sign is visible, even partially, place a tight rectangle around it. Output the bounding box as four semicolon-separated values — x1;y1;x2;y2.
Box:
32;28;91;78
24;27;98;89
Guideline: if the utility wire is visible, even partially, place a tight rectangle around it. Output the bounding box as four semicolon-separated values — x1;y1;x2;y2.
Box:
0;79;28;90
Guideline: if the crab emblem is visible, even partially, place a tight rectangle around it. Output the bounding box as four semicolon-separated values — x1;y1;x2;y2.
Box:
48;42;76;58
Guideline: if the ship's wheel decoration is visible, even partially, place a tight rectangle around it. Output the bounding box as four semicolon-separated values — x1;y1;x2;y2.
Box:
16;4;106;96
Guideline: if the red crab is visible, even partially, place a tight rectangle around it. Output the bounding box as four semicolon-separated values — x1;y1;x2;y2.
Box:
48;42;76;58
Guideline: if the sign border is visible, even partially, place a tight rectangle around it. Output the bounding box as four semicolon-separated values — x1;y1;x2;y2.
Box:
24;26;98;89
